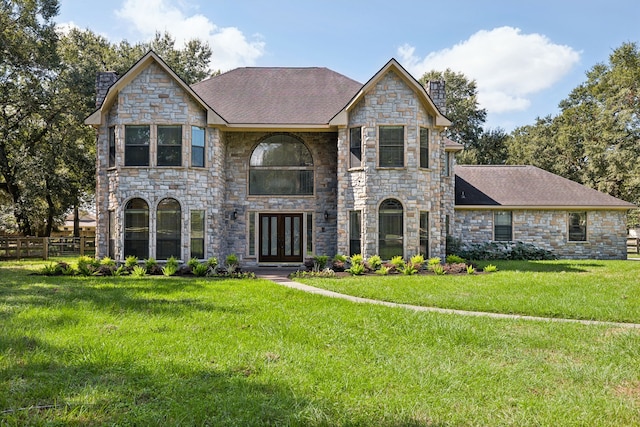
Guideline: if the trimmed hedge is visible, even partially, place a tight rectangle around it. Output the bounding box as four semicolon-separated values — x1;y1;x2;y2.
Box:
456;241;556;261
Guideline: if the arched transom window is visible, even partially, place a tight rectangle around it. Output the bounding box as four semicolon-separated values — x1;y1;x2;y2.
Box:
379;198;403;260
249;134;314;195
156;198;181;260
124;198;149;259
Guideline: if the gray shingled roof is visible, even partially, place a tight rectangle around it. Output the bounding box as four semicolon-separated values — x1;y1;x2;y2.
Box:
455;165;635;208
191;67;362;125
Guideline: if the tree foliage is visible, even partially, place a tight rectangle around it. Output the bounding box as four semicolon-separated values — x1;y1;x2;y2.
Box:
508;42;640;206
419;69;487;161
418;69;511;165
0;1;213;235
0;0;62;235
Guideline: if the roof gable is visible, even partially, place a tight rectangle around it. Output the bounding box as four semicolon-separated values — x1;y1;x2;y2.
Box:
192;67;362;127
455;165;636;209
85;51;225;126
334;58;451;128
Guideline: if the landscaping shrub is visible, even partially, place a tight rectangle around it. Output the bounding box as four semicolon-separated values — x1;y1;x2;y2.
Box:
446;254;465;264
77;255;99;276
390;256;405;269
446;235;463;255
346;262;366;275
456;241;556;261
332;254;347;272
192;263;209;277
443;263;468;274
125;255;139;268
312;255;329;271
367;255;382;271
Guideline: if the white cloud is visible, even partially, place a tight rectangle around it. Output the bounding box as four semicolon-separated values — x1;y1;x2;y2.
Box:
115;0;265;72
398;26;580;114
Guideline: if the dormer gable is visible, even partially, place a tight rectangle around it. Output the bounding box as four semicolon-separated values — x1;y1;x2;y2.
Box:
85;50;226;127
330;58;451;128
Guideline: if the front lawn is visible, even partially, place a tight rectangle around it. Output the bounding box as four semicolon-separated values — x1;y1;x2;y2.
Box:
298;260;640;324
1;260;639;426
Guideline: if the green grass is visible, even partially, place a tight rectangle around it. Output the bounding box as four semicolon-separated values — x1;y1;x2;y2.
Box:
1;260;640;426
300;260;640;324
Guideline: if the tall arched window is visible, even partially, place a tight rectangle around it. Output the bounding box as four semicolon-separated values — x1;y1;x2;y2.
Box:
249;134;314;195
157;198;181;259
124;198;149;259
379;199;403;260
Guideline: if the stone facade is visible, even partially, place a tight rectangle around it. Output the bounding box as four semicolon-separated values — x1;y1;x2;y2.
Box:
454;209;629;259
336;70;452;259
91;53;630;265
95;63;224;261
221;131;338;262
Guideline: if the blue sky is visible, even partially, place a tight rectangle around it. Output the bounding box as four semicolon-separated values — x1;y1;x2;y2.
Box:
57;0;640;131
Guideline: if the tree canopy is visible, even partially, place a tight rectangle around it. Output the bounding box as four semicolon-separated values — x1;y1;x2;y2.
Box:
509;42;640;207
0;0;213;235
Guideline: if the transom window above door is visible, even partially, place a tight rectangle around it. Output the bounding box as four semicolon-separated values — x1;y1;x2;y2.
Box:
249;134;314;195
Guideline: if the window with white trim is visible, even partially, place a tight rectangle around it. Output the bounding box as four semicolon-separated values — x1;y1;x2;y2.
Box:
378;126;404;168
157;125;182;166
349;127;362;168
568;212;587;241
379;199;403;259
494;211;512;241
124;125;150;166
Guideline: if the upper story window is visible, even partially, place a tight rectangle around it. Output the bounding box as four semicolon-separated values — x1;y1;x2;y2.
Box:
157;125;182;167
249;134;314;196
349;127;362;168
444;152;451;176
191;126;205;168
108;126;116;168
378;126;404;168
494;211;512;241
568;212;587;241
125;125;150;166
419;127;429;169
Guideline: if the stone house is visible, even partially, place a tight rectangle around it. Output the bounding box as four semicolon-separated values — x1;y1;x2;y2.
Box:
86;51;634;264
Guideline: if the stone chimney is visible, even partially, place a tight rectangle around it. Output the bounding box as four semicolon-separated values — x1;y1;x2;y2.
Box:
426;80;446;115
95;71;118;108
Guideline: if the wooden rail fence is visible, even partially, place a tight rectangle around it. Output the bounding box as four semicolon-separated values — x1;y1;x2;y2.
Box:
628;237;640;254
0;237;95;260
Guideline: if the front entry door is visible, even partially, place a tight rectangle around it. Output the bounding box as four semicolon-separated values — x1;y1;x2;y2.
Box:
259;213;303;263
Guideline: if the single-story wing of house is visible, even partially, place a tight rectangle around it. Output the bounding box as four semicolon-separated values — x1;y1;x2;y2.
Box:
85;51;635;264
455;165;635;259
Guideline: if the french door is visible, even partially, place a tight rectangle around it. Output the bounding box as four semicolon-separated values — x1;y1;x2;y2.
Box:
259;213;304;262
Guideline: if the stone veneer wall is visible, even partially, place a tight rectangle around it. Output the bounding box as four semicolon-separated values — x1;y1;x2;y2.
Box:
96;63;225;261
454;209;629;259
336;70;450;259
222;131;338;263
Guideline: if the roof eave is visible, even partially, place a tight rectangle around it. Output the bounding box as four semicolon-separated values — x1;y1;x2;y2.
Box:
455;205;635;210
216;123;337;132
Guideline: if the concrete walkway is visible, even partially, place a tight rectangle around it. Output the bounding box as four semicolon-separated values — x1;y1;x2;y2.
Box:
253;268;640;330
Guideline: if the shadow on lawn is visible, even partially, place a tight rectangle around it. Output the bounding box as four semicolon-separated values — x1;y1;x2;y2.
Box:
0;336;320;425
0;274;247;319
0;334;438;426
483;260;607;273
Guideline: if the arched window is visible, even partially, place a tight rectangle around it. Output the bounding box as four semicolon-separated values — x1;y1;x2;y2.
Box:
157;198;181;259
124;198;149;259
379;199;403;260
249;134;314;195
